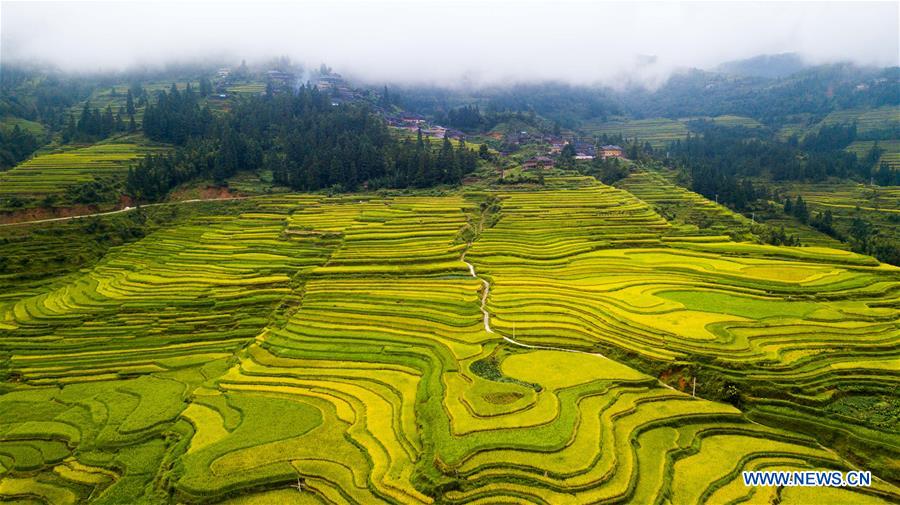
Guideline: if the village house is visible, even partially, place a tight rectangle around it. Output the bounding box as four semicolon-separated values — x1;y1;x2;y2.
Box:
266;70;295;89
315;74;345;92
549;139;568;154
574;140;596;156
400;112;426;126
422;126;447;139
523;156;554;170
445;128;466;140
600;145;625;159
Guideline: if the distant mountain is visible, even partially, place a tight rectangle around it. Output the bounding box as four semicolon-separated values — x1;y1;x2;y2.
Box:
715;53;809;79
620;63;898;122
372;59;897;130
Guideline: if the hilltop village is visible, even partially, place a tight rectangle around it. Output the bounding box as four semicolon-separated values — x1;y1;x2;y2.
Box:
212;61;631;175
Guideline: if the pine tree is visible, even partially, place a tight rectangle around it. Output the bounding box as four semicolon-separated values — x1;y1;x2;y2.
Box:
63;113;77;143
78;101;92;135
794;195;808;223
102;106;115;135
478;143;491;161
199;77;213;97
126;89;136;115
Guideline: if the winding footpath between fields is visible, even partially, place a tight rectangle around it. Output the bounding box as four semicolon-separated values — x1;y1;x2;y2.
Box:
459;250;695;397
466;259;886;481
462;253;608;359
460;247;876;473
0;197;250;227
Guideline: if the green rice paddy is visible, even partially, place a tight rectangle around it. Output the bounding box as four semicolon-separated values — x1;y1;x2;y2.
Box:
0;178;897;503
581;115;762;149
0;117;45;137
0;139;167;199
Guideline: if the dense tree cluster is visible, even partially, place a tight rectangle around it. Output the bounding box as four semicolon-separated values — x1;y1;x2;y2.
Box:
688;165;767;211
756;224;800;246
1;65;93;131
809;209;835;236
0;125;40;169
783;195;809;223
265;90;392;190
441;105;484;130
668;125;871;185
126;138;222;201
127;85;479;200
388;133;478;189
846;215;900;266
799;123;857;152
872;162;900;185
199;78;213;97
142;84;213;144
62;101;132;142
395;83;620;129
579;156;629;185
556;142;577;169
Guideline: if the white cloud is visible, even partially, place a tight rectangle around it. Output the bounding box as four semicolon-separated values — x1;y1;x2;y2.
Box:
2;1;897;85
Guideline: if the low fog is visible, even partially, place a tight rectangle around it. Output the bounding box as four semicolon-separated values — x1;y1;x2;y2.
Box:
2;1;898;87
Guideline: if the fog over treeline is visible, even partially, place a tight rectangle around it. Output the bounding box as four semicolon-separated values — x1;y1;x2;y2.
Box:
2;1;898;88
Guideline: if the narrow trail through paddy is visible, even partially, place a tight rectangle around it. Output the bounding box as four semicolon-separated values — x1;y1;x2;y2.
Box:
462;254;609;359
462;248;686;394
0;197;250;227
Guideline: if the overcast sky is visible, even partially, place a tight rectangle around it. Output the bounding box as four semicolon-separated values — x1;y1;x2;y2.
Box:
2;1;898;86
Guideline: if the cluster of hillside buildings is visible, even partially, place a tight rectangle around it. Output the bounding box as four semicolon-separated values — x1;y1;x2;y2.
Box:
210;64;625;173
522;140;624;169
384;112;467;140
211;66;360;104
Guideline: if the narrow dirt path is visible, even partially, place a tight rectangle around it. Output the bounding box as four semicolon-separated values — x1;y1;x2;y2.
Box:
462;254;609;359
0;197;250;227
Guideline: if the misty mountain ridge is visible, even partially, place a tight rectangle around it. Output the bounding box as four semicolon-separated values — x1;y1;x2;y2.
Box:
2;54;897;133
714;53;810;79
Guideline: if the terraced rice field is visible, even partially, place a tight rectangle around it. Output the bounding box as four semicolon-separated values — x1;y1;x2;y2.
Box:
0;116;45;136
616;168;848;249
582;118;689;149
703;114;763;128
778;106;900;142
1;180;898;503
0;140;166;198
847;139;900;170
770;180;900;247
819;106;900;136
675;115;763;129
582;116;762;149
226;83;267;94
67;82;200;127
615;168;755;238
